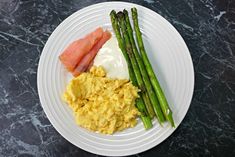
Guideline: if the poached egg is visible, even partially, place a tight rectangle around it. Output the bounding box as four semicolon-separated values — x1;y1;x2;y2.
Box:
93;36;129;80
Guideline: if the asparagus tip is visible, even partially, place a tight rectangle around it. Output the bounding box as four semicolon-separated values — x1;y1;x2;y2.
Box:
123;9;128;15
131;7;138;18
110;10;116;16
131;7;137;12
117;11;125;19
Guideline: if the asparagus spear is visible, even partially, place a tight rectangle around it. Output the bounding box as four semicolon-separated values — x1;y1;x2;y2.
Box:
123;9;156;120
110;11;154;120
110;10;152;129
117;11;165;124
131;7;175;127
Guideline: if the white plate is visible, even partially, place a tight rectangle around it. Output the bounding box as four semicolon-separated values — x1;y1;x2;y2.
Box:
37;2;194;156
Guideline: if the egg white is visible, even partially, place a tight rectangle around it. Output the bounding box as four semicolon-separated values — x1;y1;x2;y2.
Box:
93;36;129;80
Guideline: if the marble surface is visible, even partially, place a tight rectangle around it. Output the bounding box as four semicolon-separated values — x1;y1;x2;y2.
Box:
0;0;235;156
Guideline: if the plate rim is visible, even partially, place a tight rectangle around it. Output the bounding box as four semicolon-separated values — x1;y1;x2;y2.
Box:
37;1;195;156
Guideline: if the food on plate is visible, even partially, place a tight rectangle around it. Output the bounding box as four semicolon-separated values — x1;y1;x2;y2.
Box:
60;7;175;133
59;27;104;72
93;36;129;80
73;30;111;77
110;8;175;127
110;11;153;129
120;10;165;123
63;66;140;134
132;8;175;127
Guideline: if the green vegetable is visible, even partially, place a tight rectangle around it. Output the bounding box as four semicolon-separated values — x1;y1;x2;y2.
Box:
110;10;152;129
117;11;165;124
131;7;175;127
123;9;167;122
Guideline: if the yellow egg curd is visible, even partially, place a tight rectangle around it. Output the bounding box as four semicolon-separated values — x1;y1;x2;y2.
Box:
63;66;140;134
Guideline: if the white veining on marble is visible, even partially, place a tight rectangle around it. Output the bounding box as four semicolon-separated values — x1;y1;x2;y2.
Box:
214;11;226;21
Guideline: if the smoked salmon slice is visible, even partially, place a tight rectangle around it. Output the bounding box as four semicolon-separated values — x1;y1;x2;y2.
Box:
59;27;104;72
72;30;111;77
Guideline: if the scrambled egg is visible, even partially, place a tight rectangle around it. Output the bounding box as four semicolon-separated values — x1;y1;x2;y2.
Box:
63;66;140;134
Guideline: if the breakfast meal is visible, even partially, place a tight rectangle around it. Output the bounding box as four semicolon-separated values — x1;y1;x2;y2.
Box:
59;8;175;134
63;66;139;134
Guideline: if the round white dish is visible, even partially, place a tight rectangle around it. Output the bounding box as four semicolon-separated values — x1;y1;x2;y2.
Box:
37;2;194;156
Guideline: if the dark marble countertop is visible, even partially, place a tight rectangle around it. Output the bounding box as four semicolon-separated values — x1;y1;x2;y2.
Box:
0;0;235;157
